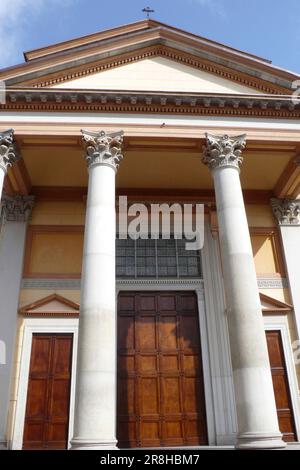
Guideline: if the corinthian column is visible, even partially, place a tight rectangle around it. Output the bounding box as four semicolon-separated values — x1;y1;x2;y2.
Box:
71;130;124;450
0;130;20;198
202;134;285;449
271;198;300;340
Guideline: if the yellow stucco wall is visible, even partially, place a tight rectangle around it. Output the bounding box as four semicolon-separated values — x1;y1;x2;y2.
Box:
28;231;84;275
31;201;86;226
246;204;276;228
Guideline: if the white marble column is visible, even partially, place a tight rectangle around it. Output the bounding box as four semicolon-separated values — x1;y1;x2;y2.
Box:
271;198;300;339
202;134;285;449
0;130;20;199
71;130;124;450
0;195;34;449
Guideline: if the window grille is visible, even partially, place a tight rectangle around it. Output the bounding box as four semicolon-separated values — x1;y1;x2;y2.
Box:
116;236;202;279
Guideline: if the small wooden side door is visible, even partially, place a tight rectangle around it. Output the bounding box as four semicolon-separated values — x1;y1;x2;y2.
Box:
23;334;73;450
266;330;297;442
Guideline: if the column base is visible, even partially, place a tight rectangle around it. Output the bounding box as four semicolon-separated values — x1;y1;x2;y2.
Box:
70;438;118;450
236;432;286;450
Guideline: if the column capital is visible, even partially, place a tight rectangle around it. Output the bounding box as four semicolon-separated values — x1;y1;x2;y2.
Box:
0;129;20;174
271;198;300;226
202;133;247;171
81;129;124;173
1;195;35;223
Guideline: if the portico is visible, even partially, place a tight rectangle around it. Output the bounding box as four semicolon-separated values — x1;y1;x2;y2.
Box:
0;19;300;451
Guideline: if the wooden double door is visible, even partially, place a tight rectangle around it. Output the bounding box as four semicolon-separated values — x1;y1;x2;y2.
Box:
23;334;73;450
117;291;208;448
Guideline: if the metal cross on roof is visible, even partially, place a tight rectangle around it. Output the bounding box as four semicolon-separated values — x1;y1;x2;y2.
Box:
142;7;155;18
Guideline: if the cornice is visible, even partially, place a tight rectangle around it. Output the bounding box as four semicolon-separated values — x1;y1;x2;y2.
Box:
20;46;290;94
1;89;300;119
23;20;152;62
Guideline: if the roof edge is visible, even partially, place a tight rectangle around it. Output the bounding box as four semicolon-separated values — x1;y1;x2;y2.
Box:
23;18;271;65
23;19;153;62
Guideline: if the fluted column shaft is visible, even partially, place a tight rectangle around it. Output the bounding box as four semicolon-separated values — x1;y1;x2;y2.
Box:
71;130;124;450
202;134;285;449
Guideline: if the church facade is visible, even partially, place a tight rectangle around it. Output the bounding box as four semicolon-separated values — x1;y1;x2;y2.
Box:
0;19;300;450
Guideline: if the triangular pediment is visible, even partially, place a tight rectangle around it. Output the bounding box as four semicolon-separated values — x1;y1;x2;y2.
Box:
19;294;80;317
52;56;263;95
0;20;298;95
260;293;292;314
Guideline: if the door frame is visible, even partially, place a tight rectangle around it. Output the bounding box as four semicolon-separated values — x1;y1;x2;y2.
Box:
264;314;300;442
11;317;79;450
116;279;216;446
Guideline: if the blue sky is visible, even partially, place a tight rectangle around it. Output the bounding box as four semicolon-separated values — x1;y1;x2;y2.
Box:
0;0;299;73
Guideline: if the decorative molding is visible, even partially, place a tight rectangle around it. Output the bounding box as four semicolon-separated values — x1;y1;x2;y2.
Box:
260;292;292;313
1;195;35;222
20;45;289;95
0;129;20;174
257;277;288;289
271;198;300;226
21;278;81;290
81;130;124;173
21;277;204;291
202;133;247;171
117;278;204;288
19;293;80;317
2;89;300;119
21;276;289;290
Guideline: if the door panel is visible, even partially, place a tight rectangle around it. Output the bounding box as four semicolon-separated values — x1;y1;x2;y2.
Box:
266;330;297;442
117;291;208;448
23;334;73;450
